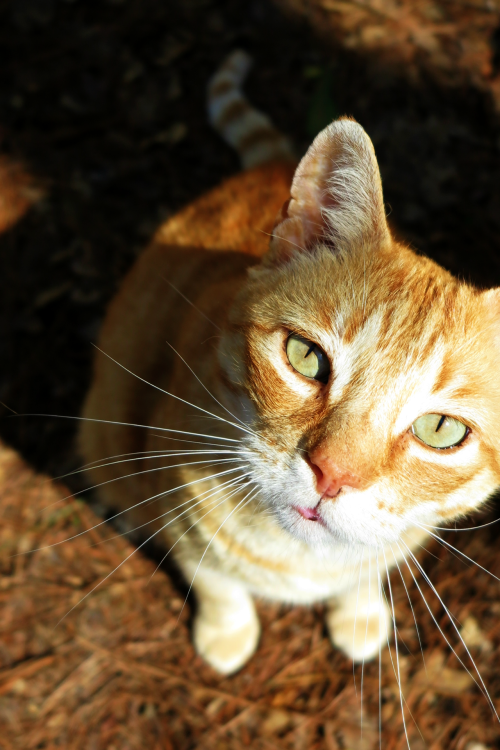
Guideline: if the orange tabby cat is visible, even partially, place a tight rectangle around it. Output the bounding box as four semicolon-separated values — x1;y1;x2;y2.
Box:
80;51;500;675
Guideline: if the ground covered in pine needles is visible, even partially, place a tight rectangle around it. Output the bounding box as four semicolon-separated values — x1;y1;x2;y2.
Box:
3;440;500;749
1;0;500;748
2;444;500;749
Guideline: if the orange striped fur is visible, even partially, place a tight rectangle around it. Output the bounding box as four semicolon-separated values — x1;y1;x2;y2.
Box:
80;55;500;675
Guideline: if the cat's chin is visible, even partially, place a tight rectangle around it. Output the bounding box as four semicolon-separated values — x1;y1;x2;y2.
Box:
276;503;352;547
275;502;406;549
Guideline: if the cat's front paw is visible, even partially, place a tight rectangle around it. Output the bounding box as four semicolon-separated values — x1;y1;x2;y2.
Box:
326;597;391;662
193;609;260;675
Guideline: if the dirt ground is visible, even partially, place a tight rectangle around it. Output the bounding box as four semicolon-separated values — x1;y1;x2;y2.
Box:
2;0;500;748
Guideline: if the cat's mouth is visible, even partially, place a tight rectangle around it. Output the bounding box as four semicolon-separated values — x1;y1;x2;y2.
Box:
294;503;325;525
286;500;370;546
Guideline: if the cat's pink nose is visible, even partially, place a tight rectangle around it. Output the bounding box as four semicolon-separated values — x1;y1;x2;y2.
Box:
307;451;362;498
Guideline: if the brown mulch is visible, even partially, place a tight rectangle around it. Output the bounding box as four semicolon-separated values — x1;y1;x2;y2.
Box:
2;443;500;750
2;0;500;748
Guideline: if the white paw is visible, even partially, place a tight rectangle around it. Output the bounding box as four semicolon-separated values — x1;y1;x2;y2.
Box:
193;610;260;675
326;598;391;662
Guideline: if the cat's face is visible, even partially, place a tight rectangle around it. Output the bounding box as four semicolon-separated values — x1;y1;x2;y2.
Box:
218;119;500;549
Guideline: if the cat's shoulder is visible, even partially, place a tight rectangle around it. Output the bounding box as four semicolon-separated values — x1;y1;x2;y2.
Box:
154;161;296;258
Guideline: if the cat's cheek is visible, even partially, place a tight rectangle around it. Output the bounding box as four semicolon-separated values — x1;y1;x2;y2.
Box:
434;468;500;522
406;433;478;465
245;443;318;505
322;482;447;546
225;389;256;426
271;487;405;547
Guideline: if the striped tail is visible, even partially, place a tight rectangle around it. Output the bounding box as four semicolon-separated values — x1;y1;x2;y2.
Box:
208;50;295;170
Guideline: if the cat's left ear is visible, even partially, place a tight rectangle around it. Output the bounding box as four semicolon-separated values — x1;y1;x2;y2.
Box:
268;117;390;264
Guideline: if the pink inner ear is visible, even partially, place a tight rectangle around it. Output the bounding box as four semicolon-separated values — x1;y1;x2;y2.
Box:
268;117;388;265
271;141;332;258
271;204;307;261
290;143;340;240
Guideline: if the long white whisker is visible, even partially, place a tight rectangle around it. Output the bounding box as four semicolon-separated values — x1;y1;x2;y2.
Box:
164;341;255;435
53;435;242;481
419;516;500;532
42;457;244;512
162;276;221;331
178;487;259;619
55;478;252;627
353;547;364;697
360;551;371;739
18;413;240;442
147;481;251;565
398;540;495;713
56;449;247;480
55;510;186;626
149;481;252;579
415;524;500;583
391;551;426;672
16;466;247;556
151;434;240;449
258;228;307;254
95;473;252;548
92;346;257;437
377;557;424;746
382;546;411;750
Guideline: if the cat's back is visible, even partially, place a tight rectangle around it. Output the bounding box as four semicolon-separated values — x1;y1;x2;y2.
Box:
154;161;295;256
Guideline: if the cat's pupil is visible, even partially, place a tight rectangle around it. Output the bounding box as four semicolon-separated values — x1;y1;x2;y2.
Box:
435;415;446;432
286;334;330;384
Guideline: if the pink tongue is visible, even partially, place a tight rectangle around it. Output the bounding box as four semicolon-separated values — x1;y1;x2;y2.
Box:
297;506;319;521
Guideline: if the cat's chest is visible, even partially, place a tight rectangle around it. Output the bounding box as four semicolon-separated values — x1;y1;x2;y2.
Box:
176;497;428;605
183;503;372;603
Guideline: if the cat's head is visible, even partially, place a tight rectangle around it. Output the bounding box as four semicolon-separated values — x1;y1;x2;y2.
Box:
219;117;500;548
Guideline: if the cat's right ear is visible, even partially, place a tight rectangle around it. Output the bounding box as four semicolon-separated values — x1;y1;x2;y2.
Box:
267;117;390;265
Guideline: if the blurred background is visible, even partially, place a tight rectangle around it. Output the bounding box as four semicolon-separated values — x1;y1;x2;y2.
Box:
1;1;500;748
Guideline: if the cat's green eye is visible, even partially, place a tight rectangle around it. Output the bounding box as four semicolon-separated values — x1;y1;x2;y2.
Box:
411;414;469;450
286;334;330;384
